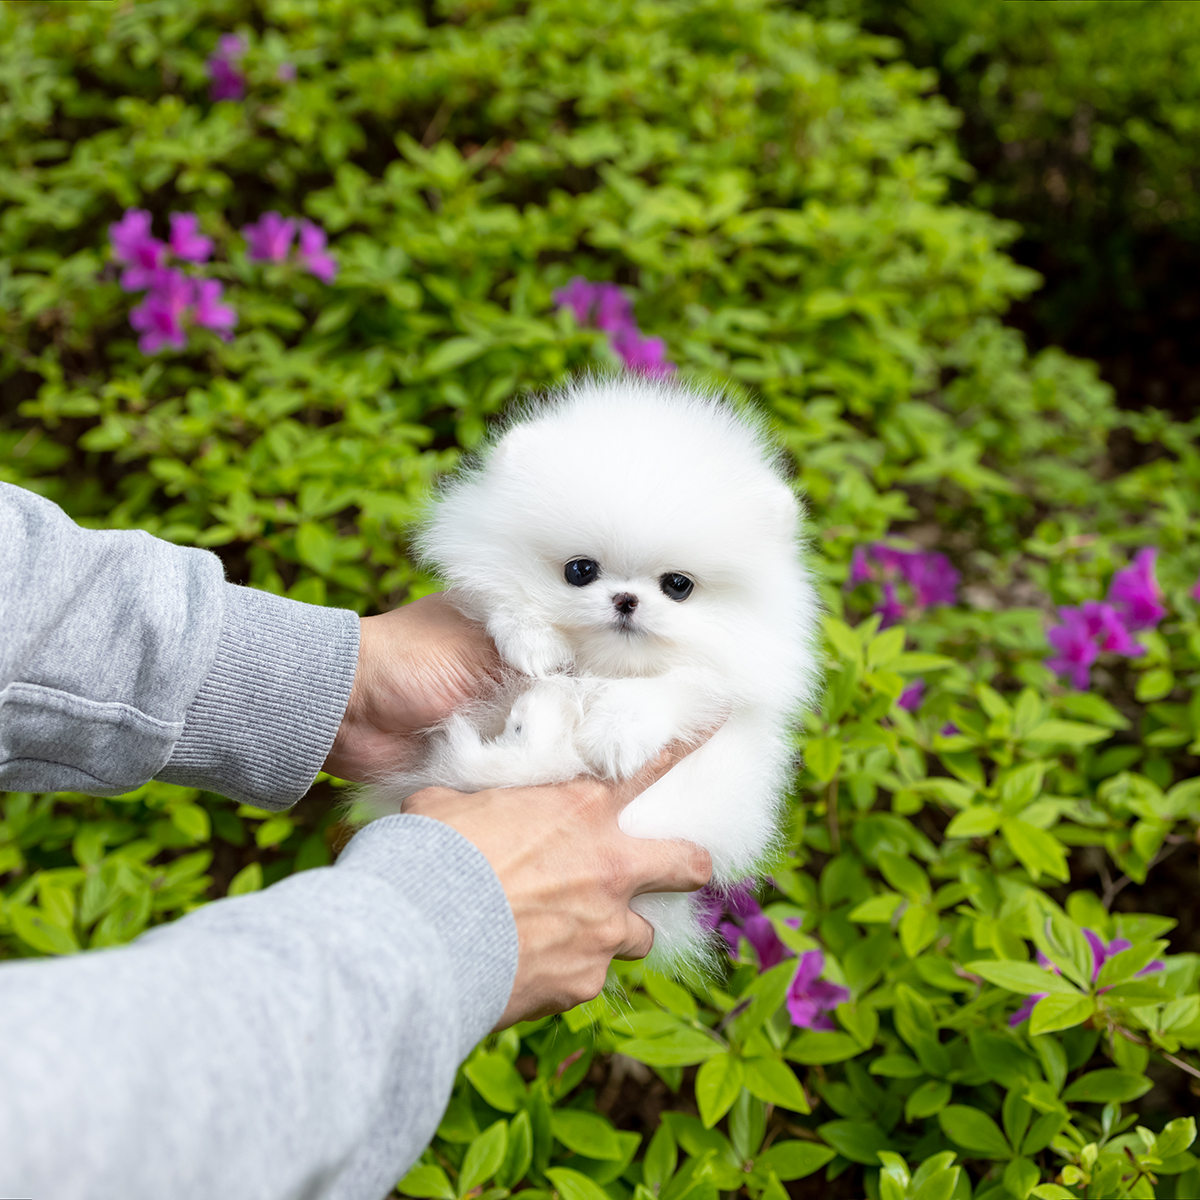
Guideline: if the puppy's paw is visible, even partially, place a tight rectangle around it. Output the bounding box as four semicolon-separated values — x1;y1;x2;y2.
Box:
493;621;573;678
576;679;680;780
501;681;581;750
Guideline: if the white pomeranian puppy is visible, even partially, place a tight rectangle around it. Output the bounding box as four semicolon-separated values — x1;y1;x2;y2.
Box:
367;375;821;972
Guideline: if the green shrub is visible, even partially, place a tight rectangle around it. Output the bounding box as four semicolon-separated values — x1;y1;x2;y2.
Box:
3;1;1200;1198
829;0;1200;412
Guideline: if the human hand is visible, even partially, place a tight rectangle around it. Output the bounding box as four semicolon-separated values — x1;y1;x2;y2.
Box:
403;738;714;1027
323;594;500;782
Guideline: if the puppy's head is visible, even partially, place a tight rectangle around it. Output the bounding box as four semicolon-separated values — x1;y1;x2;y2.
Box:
422;376;810;683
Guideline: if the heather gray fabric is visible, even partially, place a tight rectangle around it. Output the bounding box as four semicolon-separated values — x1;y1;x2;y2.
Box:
0;480;359;807
0;813;520;1200
0;481;521;1198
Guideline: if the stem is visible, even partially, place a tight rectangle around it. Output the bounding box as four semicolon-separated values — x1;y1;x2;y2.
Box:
1116;1026;1200;1082
826;774;840;854
1101;838;1187;909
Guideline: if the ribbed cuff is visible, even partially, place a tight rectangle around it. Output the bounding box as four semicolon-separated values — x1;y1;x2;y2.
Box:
157;584;360;809
336;814;519;1054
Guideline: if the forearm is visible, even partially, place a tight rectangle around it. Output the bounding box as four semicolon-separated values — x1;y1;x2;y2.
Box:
0;482;357;807
0;814;519;1200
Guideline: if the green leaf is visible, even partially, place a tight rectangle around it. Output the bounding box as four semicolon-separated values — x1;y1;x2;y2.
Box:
805;736;842;784
905;1079;952;1122
1031;1187;1077;1200
938;1106;1011;1159
743;1057;810;1113
695;1054;744;1128
1025;720;1113;746
869;1054;925;1078
617;1029;724;1067
1000;817;1070;882
1061;1069;1154;1103
7;903;79;955
398;1164;455;1199
464;1053;526;1113
786;1031;864;1065
945;806;1001;838
551;1109;624;1160
423;336;490;375
1029;993;1096;1036
170;802;210;842
497;1110;533;1190
816;1120;893;1165
458;1121;508;1196
899;903;940;957
1095;941;1168;988
754;1141;836;1181
642;1123;676;1194
877;851;931;903
1004;1158;1040;1200
227;862;263;896
965;960;1080;995
848;891;904;923
545;1168;612;1200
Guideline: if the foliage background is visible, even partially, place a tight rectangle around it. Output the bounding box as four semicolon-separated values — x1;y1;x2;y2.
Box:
2;1;1200;1199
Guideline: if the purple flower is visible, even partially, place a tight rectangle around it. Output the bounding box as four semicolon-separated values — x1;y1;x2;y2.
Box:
939;721;960;737
610;325;676;377
1010;930;1164;1025
897;679;925;712
1193;575;1200;603
296;219;337;283
787;950;851;1030
1108;549;1166;632
592;282;634;333
1046;599;1144;690
906;551;961;608
848;546;874;587
128;268;192;355
877;582;906;629
702;882;792;972
243;212;297;262
208;34;247;102
168;213;213;263
109;208;167;292
192;279;237;338
1078;600;1142;656
553;276;598;324
1046;608;1102;690
278;62;297;82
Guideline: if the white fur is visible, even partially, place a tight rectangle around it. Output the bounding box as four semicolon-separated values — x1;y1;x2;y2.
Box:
366;376;821;972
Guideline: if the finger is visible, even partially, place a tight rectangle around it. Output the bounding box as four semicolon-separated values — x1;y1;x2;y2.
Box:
626;838;713;897
614;910;656;961
611;719;726;809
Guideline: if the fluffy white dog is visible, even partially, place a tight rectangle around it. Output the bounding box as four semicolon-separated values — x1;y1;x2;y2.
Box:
367;375;820;971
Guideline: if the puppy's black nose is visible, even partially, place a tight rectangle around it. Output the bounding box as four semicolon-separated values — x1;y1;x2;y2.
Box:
613;592;638;615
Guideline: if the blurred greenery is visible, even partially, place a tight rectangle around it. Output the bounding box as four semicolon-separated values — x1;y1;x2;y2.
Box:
825;0;1200;415
3;1;1200;1198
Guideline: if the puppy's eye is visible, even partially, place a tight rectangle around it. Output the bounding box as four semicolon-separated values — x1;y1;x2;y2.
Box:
660;573;694;601
564;558;600;587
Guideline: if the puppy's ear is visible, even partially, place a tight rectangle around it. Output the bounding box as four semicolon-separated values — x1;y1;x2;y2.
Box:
487;421;537;473
756;480;800;540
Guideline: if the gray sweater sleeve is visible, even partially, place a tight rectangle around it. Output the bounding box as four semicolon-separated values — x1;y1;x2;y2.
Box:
0;813;520;1200
0;480;359;808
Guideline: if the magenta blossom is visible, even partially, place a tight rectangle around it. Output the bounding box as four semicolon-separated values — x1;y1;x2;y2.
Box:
592;282;634;333
128;269;192;354
849;543;960;625
278;62;297;82
168;213;213;263
1046;608;1103;691
109;208;167;292
192;279;237;338
242;212;297;262
1010;929;1164;1025
208;34;246;102
877;582;906;629
787;950;850;1030
1046;599;1143;690
897;678;925;712
700;882;793;972
610;325;675;378
1108;548;1166;632
296;220;338;283
551;274;675;376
